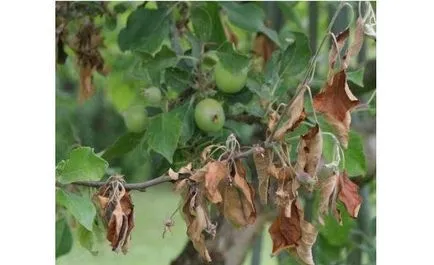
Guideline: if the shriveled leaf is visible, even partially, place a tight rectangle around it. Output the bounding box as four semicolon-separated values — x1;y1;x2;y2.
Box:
94;176;135;254
296;221;318;265
313;70;360;148
338;172;362;218
57;146;108;184
182;187;213;262
295;125;323;180
269;202;302;256
204;161;228;204
79;65;94;102
253;148;272;205
274;166;300;218
222;161;256;226
56;189;96;231
343;17;365;68
329;28;349;70
274;86;307;141
317;173;340;225
56;218;73;258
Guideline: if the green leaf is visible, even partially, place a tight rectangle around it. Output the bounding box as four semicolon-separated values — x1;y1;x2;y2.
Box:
246;75;273;100
322;129;367;177
145;111;183;163
277;32;311;78
57;147;108;184
202;2;227;44
347;67;365;87
319;207;356;247
105;15;117;31
101;131;146;162
118;7;171;53
216;42;250;74
77;224;98;255
172;102;196;145
344;130;367;177
224;120;256;145
220;2;280;46
56;218;73;259
56;189;97;231
190;6;212;42
164;67;192;94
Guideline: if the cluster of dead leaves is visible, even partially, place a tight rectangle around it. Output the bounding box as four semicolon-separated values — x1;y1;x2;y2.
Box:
318;171;363;225
93;175;134;254
313;18;365;148
68;22;110;103
172;158;257;262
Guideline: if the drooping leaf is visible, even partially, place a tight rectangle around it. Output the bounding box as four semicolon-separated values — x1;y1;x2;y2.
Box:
328;28;349;70
269;202;302;256
145;110;183;163
56;218;73;258
317;173;341;225
338;172;363;218
274;86;307;141
313;70;360;148
222;160;256;226
57;147;108;184
252;148;272;205
118;7;171;53
274;166;300;218
295;221;318;265
203;161;228;203
220;2;281;46
101;131;146;162
295;125;323;180
343;17;365;68
93;175;135;254
56;189;97;231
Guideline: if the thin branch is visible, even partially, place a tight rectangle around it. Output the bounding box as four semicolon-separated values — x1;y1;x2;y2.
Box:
56;145;268;191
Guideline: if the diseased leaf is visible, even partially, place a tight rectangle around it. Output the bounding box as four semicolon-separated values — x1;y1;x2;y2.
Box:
203;161;228;203
296;221;319;265
57;147;108;184
274;86;307;141
344;17;365;68
313;70;360;148
56;218;73;258
253;148;272;205
295;125;323;180
222;160;256;226
338;172;362;218
145;111;183;163
317;173;341;225
274;166;300;218
328;28;349;70
56;189;97;231
269;202;302;256
93;176;135;254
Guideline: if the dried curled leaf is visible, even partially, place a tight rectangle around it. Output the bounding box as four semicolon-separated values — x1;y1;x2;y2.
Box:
253;32;276;69
274;86;307;141
274;166;300;218
203;161;228;204
317;173;341;225
343;17;365;69
269;201;302;256
295;125;323;180
222;160;256;227
168;163;193;181
94;175;134;254
253;148;272;205
69;23;109;103
295;220;318;265
338;172;362;218
182;185;214;263
329;28;350;70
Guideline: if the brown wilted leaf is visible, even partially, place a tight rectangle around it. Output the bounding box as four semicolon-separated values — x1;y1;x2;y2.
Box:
267;109;280;137
253;32;276;69
329;28;350;70
295;125;323;180
274;166;300;218
269;202;302;256
295;220;318;265
313;70;359;148
274;86;307;141
253;148;272;205
317;173;341;225
203;161;228;204
182;186;214;262
168;163;193;181
94;175;135;254
338;171;362;218
222;160;256;226
343;17;365;69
